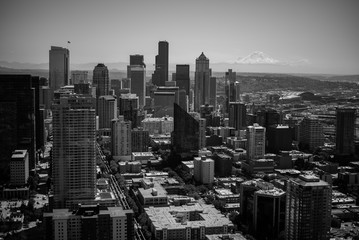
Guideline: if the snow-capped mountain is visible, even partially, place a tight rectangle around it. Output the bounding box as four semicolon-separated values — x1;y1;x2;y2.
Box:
236;51;280;64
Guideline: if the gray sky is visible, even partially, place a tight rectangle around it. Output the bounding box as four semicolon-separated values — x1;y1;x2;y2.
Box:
1;0;358;74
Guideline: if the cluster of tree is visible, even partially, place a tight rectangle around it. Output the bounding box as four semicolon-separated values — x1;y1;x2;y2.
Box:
27;174;40;191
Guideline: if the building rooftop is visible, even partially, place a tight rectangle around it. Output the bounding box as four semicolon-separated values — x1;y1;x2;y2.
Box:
138;183;167;198
11;150;27;160
205;233;246;240
293;174;330;187
145;203;233;230
255;188;285;197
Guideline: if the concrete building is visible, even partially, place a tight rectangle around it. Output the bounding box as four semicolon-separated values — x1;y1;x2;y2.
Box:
267;125;292;154
246;123;266;160
138;183;168;207
299;117;324;151
111;116;132;157
129;65;146;108
145;203;233;240
209;77;217;109
153;91;176;117
336;108;356;155
44;205;134;240
10;150;29;186
49;46;69;91
194;52;210;111
285;174;332;240
92;63;110;98
175;64;190;95
213;153;232;177
71;71;88;84
98;95;117;130
131;128;149;152
194;156;214;185
52;95;96;208
119;93;139;129
141;117;173;135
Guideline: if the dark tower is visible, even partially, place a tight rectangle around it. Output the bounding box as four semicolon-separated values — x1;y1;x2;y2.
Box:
175;64;190;95
336;108;356;155
152;41;169;87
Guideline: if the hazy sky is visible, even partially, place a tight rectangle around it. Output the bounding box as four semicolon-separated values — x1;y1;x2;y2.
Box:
1;0;358;74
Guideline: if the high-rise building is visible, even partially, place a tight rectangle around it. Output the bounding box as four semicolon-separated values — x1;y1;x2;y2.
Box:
71;71;88;84
175;64;190;95
299;117;324;151
285;174;332;240
153;91;176;117
225;69;237;114
229;102;246;131
173;103;206;154
111;116;132;157
141;117;174;135
194;156;214;184
267;125;292;154
336;108;356;155
257;109;280;129
129;66;146;108
10;150;29;186
44;205;134;240
0;74;41;176
247;123;266;159
74;83;91;95
52;95;96;208
152;41;169;87
213;153;232;177
131;128;149;152
194;52;210;111
93;63;110;98
209;77;217;108
127;55;146;79
98;95;117;130
119;93;139;129
49;46;69;91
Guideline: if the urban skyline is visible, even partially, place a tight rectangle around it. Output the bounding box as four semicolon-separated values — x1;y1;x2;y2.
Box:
1;0;359;74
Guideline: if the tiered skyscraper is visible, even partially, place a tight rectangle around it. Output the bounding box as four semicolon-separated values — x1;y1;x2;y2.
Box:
49;46;69;92
194;52;210;111
152;41;169;86
285;174;332;240
52;94;96;208
336;108;356;155
93;63;110;98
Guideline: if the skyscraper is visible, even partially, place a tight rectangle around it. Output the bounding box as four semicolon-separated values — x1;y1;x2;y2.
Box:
152;41;169;87
111;116;132;157
93;63;110;98
229;102;247;130
173;103;206;154
299;117;324;151
131;128;149;152
247;123;266;160
129;65;146;108
209;76;217;108
194;156;214;184
0;74;41;176
52;94;96;208
49;46;69;91
71;71;88;84
225;69;237;114
194;52;210;112
336;108;356;155
119;93;139;129
175;64;190;95
285;174;332;240
98;95;117;129
127;55;146;79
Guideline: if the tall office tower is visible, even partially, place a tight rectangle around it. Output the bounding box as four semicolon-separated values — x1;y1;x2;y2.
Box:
129;65;146;108
131;128;149;152
209;76;217;108
111;116;132;157
153;92;176;117
74;83;91;95
173;103;206;155
299;117;324;152
119;93;139;129
178;89;188;112
49;46;69;91
225;69;237;114
194;52;210;111
229;102;247;130
0;75;40;176
285;174;332;240
267;125;292;154
98;95;117;130
247;123;266;160
336;108;356;155
71;71;88;84
152;41;169;87
10;150;29;186
122;78;131;89
92;63;110;98
213;153;232;177
257;109;280;129
52;95;96;208
127;55;146;79
175;64;190;95
194;156;214;184
44;205;134;240
254;188;286;240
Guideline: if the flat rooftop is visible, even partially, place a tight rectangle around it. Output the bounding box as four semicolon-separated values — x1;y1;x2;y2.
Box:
11;150;27;159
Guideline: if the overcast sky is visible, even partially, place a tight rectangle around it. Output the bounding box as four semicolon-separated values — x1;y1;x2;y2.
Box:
1;0;358;74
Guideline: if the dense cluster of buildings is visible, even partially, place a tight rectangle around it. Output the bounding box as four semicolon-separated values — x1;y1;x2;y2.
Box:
0;40;359;239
